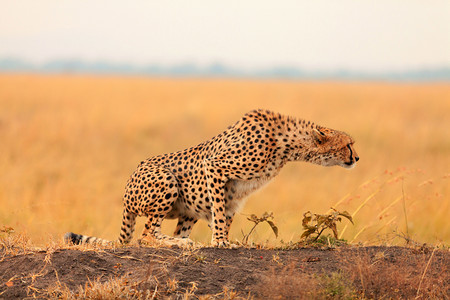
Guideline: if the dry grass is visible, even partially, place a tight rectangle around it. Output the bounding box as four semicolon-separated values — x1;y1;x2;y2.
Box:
46;276;157;299
0;74;449;246
256;266;357;300
47;276;242;300
343;248;449;299
256;247;449;299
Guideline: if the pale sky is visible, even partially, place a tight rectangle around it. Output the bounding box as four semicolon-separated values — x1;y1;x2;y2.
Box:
0;0;449;72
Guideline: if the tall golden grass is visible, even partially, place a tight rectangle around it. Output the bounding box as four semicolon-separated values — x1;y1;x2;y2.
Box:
0;74;449;246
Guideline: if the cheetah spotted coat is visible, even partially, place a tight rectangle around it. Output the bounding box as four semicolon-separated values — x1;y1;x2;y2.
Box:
65;109;359;247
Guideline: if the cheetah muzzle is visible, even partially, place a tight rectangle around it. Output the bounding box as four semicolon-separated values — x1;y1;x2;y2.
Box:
65;109;359;247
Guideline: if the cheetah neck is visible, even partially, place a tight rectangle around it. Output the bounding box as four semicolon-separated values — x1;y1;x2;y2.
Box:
274;116;319;163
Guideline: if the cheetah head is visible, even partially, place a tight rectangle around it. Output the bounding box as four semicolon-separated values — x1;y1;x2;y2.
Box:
307;127;359;169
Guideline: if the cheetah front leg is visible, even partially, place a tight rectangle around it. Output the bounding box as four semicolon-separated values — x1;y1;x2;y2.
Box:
204;161;231;247
210;199;228;247
225;214;234;240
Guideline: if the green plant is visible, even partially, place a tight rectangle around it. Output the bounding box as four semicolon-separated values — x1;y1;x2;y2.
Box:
310;235;349;248
301;208;353;243
242;212;278;245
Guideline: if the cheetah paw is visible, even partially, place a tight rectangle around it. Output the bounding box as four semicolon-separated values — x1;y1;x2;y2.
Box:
139;236;194;248
211;240;238;249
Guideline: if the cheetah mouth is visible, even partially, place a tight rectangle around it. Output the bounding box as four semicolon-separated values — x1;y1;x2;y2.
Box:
343;160;356;169
342;161;356;169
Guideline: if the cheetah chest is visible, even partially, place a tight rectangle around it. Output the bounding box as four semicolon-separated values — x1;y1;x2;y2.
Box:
225;177;273;214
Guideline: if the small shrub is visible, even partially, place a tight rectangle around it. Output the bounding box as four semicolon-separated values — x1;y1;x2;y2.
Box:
300;208;353;244
242;212;278;245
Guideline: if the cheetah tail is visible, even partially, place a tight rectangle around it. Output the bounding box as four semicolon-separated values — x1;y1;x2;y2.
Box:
64;232;112;246
64;211;136;246
117;210;137;244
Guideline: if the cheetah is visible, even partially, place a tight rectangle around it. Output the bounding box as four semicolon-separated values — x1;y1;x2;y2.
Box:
65;109;359;247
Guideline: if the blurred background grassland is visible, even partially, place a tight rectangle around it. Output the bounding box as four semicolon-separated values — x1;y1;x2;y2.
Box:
0;74;449;246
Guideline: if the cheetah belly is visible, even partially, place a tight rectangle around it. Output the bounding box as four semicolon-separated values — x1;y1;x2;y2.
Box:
167;177;274;221
225;177;272;215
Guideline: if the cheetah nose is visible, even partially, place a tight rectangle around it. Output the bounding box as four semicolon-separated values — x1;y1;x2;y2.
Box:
355;156;359;162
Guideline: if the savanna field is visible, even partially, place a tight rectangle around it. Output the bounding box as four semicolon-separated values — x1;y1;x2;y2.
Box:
1;74;449;298
0;74;449;246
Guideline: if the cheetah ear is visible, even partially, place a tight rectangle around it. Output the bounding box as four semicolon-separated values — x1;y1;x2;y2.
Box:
312;129;327;145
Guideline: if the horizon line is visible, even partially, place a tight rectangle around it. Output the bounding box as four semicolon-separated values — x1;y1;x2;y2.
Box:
0;57;449;81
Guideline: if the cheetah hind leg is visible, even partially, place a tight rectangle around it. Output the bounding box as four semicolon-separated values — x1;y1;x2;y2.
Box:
173;215;198;239
139;210;194;247
140;214;194;247
127;165;193;247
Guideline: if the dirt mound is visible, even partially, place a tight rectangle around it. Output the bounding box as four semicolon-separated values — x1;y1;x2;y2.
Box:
1;246;448;298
